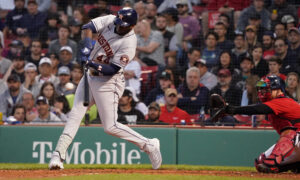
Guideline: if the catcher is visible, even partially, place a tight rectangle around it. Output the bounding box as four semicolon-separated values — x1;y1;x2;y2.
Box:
210;75;300;173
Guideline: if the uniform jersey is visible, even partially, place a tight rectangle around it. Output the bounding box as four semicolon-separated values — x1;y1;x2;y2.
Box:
90;15;137;70
264;98;300;134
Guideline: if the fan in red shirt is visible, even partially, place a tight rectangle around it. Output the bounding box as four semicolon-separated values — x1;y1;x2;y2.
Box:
221;75;300;173
159;88;191;125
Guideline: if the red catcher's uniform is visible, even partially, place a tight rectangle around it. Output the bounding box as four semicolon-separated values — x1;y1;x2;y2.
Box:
159;106;191;124
264;98;300;134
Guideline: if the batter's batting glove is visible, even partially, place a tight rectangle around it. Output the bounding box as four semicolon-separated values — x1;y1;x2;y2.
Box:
209;94;229;122
87;61;102;72
80;37;93;62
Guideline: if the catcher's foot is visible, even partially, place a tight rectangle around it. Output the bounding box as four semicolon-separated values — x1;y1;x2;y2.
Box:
257;163;279;173
49;151;64;170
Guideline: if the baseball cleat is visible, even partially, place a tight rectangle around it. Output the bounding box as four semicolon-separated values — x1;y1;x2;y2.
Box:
49;151;64;170
147;138;162;169
257;163;279;173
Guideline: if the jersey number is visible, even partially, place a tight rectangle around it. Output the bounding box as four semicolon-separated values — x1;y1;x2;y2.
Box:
96;55;109;64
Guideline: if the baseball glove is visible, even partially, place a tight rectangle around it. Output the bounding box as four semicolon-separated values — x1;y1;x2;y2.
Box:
209;94;228;122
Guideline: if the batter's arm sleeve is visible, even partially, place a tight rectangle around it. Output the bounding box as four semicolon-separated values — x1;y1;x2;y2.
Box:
87;62;121;76
227;104;274;115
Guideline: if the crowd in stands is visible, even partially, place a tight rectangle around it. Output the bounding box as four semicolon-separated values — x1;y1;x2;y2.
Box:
1;0;300;127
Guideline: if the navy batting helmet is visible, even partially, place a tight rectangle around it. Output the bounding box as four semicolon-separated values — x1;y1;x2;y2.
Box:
114;8;137;27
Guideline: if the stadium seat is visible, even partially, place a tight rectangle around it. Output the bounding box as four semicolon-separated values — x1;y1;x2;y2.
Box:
140;65;158;100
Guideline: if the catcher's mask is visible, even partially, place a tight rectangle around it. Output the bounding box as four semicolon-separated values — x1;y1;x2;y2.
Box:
256;75;285;102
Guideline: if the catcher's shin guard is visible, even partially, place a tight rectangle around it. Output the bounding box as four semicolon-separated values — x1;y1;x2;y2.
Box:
260;129;297;173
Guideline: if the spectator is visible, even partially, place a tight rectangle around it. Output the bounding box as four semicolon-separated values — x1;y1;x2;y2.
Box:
23;62;40;97
25;39;43;67
0;74;29;119
35;57;59;87
6;54;26;83
49;25;77;62
236;56;254;90
136;20;165;67
145;101;163;124
269;0;298;29
38;13;59;48
17;0;47;39
274;38;297;74
211;68;243;106
176;0;200;52
177;67;209;115
33;0;51;12
48;52;59;75
6;40;24;60
180;47;201;79
218;13;235;41
157;0;193;14
285;72;300;102
32;95;62;124
244;25;259;52
155;13;178;59
87;0;110;19
0;44;12;79
251;44;268;78
144;70;173;106
58;46;75;69
21;92;38;122
231;32;248;68
5;104;26;124
124;59;141;95
274;22;287;40
211;51;241;83
162;8;183;49
144;3;158;30
248;13;267;43
134;1;146;20
264;56;286;80
4;0;27;37
214;22;234;51
201;31;221;69
70;63;83;88
56;66;75;96
39;81;58;107
125;86;148;116
117;89;145;125
236;0;270;33
69;19;81;43
159;88;191;125
52;95;70;123
262;31;275;60
241;75;260;106
281;14;297;31
71;7;89;25
194;58;218;91
287;27;300;56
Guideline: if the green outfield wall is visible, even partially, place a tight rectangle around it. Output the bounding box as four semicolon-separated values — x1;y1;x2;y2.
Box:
0;126;278;166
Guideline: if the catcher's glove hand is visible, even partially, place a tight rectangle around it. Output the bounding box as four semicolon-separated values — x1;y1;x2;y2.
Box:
209;94;228;122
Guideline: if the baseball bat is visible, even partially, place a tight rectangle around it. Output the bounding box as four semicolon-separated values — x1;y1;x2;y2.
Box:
83;64;89;107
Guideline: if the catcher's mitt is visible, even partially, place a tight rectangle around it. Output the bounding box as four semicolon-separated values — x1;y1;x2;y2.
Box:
209;94;228;122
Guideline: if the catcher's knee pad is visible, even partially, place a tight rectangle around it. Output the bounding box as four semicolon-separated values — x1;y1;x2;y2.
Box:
263;129;297;167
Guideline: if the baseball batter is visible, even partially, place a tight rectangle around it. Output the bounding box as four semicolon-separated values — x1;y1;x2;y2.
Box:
49;8;162;170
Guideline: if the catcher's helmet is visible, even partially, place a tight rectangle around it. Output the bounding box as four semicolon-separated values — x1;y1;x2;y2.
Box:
114;8;137;27
256;75;285;102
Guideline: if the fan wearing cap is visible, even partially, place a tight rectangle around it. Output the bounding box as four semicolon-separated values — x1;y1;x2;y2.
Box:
245;25;259;51
144;70;174;106
287;27;300;55
7;40;24;60
48;25;77;62
0;74;30;119
177;67;209;115
35;57;59;87
159;88;191;125
23;63;40;98
117;89;145;125
5;0;27;37
55;66;75;96
194;59;218;90
32;96;63;124
146;102;162;124
17;0;47;39
58;46;74;70
125;86;148;116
